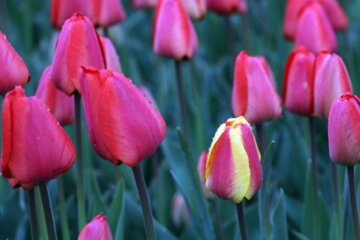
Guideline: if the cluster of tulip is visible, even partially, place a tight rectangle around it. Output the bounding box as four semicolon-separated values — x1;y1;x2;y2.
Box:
1;0;359;239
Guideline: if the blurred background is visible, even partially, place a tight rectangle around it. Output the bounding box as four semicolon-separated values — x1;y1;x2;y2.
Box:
0;0;360;239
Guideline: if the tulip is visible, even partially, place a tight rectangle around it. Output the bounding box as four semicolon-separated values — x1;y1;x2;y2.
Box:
294;2;337;54
172;193;190;227
283;46;316;116
314;52;352;119
139;85;159;111
153;0;198;60
80;67;166;167
317;0;348;31
0;31;30;95
132;0;157;8
100;37;122;73
328;93;360;166
51;12;106;96
205;116;262;203
78;213;113;240
1;86;75;189
35;66;75;125
88;0;126;27
197;151;213;198
51;0;86;29
206;0;247;14
181;0;206;20
232;51;282;124
283;0;311;40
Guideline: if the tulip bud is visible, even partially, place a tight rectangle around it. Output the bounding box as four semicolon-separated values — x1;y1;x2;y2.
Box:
153;0;198;60
283;46;316;116
197;151;213;198
205;117;262;203
328;93;360;166
51;0;86;29
206;0;247;14
232;51;282;124
0;31;30;95
35;66;75;126
181;0;206;20
314;52;352;119
132;0;157;9
295;2;337;54
317;0;348;31
1;86;75;189
51;13;106;96
172;193;190;227
100;37;122;73
139;85;159;111
88;0;126;27
80;67;166;167
78;213;113;240
283;0;311;40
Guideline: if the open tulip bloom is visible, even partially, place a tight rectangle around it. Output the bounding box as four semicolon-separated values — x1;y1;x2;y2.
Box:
206;116;262;239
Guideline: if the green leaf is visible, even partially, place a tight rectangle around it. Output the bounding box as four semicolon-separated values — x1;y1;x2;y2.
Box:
87;169;106;217
270;189;288;240
107;180;125;236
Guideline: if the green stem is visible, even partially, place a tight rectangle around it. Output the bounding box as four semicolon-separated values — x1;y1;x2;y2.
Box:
104;27;109;37
331;162;342;240
211;201;225;240
175;60;189;140
236;202;248;240
241;14;250;51
224;15;236;59
39;182;57;240
57;177;70;240
347;166;360;240
255;123;265;155
27;188;39;240
35;188;49;240
132;165;156;240
75;92;86;231
309;117;320;240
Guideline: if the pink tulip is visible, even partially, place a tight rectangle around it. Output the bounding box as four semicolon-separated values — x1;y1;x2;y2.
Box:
139;85;159;111
317;0;348;31
0;31;30;95
197;151;212;198
232;51;282;124
80;67;166;167
35;66;75;125
1;86;75;189
314;52;352;119
206;0;247;14
206;117;262;203
328;93;360;166
100;37;122;73
153;0;198;60
89;0;126;27
51;0;87;29
283;46;316;116
78;213;113;240
283;0;311;40
295;2;337;54
181;0;206;20
172;193;190;227
51;13;106;96
132;0;157;8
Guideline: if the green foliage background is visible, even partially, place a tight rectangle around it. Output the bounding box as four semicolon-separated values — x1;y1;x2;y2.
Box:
0;0;360;239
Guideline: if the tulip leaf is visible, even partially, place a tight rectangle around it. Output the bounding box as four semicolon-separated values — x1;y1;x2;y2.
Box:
107;180;125;236
270;189;288;240
88;169;106;217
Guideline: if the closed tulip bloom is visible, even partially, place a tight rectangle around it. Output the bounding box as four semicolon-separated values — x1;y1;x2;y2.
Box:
318;0;348;31
197;151;212;198
89;0;126;27
78;213;113;240
283;0;311;40
100;37;122;73
206;0;247;14
232;51;282;124
132;0;157;9
283;46;316;116
181;0;206;20
0;31;30;95
328;93;360;166
1;86;75;189
314;52;352;119
51;0;86;29
35;66;75;125
80;67;166;167
172;193;190;227
139;85;159;111
51;13;106;96
153;0;198;60
205;117;262;203
295;2;337;54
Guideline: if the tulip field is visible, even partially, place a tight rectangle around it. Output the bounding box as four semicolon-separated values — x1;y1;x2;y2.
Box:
1;0;360;239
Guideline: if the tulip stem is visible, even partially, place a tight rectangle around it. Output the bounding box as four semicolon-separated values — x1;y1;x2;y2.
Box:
104;27;108;37
309;117;320;240
255;123;265;155
132;165;157;240
236;202;248;240
75;92;86;231
39;181;57;240
57;177;70;240
175;60;189;140
211;201;225;240
224;15;236;59
347;166;360;240
28;188;39;240
331;162;342;240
